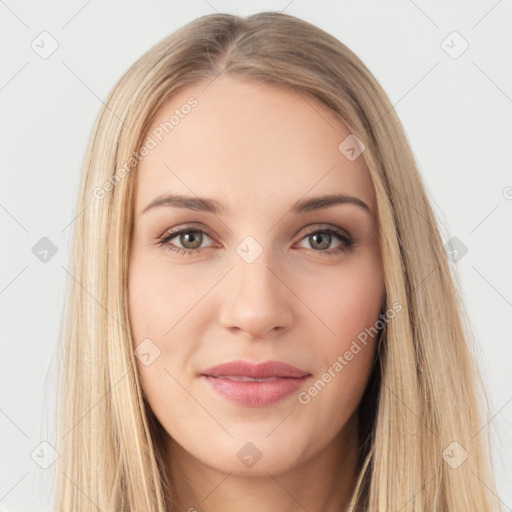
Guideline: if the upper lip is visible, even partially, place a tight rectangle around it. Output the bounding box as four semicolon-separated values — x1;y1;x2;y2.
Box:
202;360;310;379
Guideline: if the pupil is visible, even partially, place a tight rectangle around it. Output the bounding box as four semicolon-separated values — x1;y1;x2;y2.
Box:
182;231;202;249
312;232;330;250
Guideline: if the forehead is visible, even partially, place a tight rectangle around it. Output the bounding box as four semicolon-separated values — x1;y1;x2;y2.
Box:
135;76;375;217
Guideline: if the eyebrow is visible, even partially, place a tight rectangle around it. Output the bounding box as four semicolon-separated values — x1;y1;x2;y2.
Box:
141;192;373;216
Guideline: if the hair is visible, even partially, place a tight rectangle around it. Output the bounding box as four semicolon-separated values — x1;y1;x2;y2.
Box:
53;11;503;511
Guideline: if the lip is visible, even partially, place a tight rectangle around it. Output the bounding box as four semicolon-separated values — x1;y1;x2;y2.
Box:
202;360;310;379
200;360;312;407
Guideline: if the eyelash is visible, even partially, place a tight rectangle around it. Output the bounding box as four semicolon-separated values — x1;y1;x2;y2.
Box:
157;224;358;258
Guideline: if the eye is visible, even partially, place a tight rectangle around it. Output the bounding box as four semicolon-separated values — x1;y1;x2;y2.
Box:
295;225;356;256
157;227;215;257
157;224;357;257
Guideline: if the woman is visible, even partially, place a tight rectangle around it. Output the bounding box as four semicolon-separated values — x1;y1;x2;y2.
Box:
53;11;502;511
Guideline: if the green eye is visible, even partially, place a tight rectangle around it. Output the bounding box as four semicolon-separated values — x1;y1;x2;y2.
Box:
158;225;357;257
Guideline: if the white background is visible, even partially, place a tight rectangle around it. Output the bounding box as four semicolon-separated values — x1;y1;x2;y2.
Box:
0;1;511;510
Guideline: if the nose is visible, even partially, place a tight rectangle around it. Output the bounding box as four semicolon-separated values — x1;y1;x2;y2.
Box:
219;248;295;341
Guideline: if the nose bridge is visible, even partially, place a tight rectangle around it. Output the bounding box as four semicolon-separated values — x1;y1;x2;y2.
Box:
219;236;294;338
236;243;278;294
234;237;285;305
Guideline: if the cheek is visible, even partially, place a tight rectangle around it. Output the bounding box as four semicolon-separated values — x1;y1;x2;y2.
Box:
295;266;382;439
297;250;383;399
303;250;384;347
128;251;200;342
128;264;196;429
128;253;207;416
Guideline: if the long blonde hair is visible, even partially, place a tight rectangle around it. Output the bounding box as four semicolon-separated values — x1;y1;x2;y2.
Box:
53;11;503;511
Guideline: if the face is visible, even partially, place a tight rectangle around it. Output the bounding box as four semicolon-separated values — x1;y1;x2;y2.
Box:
128;75;385;477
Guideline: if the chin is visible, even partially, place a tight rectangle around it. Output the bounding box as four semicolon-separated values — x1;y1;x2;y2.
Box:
193;434;308;476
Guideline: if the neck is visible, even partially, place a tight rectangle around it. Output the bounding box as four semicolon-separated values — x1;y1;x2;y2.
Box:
164;413;360;512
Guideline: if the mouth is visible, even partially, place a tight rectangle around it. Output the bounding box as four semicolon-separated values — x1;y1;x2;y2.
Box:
207;375;285;382
201;359;310;379
200;360;312;407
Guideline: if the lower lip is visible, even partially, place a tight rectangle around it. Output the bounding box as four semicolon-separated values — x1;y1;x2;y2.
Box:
202;375;310;407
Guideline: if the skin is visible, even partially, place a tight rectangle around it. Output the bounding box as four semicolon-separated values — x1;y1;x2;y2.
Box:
128;75;385;512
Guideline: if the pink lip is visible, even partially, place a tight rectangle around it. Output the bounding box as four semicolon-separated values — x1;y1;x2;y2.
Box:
200;360;311;407
202;360;310;379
